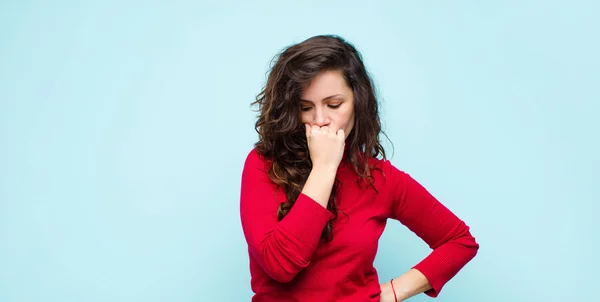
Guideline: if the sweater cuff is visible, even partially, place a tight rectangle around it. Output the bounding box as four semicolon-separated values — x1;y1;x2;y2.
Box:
278;193;334;252
412;252;454;298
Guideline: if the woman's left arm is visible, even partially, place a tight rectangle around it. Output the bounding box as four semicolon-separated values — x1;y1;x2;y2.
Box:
380;160;480;300
380;268;431;301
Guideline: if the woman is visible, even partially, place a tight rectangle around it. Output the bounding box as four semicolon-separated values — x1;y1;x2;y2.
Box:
240;35;479;301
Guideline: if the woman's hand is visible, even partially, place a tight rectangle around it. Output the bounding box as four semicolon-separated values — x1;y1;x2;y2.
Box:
305;124;345;170
300;124;346;208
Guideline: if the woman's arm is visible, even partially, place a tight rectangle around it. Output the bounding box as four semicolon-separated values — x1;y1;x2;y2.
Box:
380;269;431;302
241;126;346;283
240;150;335;283
383;160;479;298
302;164;338;207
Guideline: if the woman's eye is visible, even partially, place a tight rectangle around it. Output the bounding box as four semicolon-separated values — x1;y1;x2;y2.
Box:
328;104;342;109
301;107;312;112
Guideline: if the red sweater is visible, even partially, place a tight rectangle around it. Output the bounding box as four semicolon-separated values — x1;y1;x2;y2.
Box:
240;149;479;301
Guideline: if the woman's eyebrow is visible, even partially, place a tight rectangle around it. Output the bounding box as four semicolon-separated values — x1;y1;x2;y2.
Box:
299;94;344;103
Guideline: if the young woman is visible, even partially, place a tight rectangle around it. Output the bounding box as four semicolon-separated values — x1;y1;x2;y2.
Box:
240;35;479;302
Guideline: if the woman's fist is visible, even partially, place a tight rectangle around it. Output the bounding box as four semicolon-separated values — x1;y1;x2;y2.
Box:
305;124;345;170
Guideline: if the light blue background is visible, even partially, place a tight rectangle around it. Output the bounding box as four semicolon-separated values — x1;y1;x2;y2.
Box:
1;1;598;301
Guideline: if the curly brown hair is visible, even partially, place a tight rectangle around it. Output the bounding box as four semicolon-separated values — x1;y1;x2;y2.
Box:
251;35;387;241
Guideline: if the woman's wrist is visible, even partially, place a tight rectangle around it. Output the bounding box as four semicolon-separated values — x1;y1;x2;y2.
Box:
380;280;399;302
302;166;338;208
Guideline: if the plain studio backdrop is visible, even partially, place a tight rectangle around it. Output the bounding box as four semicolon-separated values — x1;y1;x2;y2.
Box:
1;1;598;301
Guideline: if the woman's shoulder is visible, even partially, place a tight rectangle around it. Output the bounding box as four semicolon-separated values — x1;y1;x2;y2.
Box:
366;155;395;171
243;147;272;170
365;156;411;184
245;147;260;161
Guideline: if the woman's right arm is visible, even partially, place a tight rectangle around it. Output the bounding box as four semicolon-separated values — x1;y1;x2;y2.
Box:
241;125;345;283
239;149;336;283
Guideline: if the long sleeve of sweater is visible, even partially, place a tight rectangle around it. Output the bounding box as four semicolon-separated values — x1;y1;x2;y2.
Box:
385;161;479;297
239;149;334;283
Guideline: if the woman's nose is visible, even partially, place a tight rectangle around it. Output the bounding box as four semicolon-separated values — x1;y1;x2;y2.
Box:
314;110;329;126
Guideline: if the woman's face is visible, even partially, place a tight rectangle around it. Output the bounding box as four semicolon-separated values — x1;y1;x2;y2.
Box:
299;70;355;139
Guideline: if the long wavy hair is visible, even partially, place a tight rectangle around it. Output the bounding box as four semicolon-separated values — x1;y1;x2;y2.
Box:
251;35;387;241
